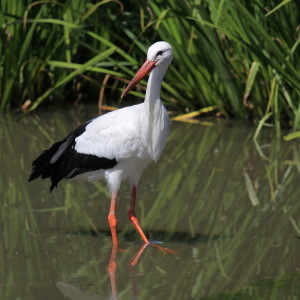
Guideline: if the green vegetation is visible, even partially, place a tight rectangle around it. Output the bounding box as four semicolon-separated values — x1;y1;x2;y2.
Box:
1;1;300;134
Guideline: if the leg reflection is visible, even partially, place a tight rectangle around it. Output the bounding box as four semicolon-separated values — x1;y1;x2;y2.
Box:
56;242;178;300
108;242;150;299
130;243;150;266
108;242;118;299
129;243;150;300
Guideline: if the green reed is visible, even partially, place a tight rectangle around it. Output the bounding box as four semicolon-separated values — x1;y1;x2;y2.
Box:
142;0;300;134
0;0;128;111
1;0;300;137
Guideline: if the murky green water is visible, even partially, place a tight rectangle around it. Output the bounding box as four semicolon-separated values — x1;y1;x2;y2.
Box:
1;106;300;299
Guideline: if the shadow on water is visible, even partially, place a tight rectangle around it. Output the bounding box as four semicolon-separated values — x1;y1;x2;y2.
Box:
1;105;300;299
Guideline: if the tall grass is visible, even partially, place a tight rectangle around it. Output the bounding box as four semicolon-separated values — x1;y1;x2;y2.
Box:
0;0;130;111
143;0;300;133
1;0;300;134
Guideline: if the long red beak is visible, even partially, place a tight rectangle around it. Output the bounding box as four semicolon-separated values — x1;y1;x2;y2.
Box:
121;59;156;98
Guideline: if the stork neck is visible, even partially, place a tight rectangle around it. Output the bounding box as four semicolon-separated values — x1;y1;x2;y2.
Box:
144;65;167;107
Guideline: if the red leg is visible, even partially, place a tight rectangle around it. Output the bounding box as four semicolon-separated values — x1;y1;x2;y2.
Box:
108;193;118;245
128;186;150;244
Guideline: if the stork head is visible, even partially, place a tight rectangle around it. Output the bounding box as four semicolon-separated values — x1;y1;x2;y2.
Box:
121;41;173;98
147;41;173;67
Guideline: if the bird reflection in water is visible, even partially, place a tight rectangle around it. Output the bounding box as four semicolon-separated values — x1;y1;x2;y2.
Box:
56;242;176;300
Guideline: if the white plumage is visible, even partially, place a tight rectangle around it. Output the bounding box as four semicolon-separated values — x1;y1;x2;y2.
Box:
29;41;173;245
75;101;169;191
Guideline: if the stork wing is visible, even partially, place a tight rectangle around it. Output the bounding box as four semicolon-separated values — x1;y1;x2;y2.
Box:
74;105;144;161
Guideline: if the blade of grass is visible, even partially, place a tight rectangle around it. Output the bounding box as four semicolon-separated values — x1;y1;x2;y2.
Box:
29;47;117;111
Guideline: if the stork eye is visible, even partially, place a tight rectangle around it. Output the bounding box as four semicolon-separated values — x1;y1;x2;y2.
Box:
156;51;164;57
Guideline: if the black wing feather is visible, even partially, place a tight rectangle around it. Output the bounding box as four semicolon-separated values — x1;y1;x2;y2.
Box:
29;119;118;192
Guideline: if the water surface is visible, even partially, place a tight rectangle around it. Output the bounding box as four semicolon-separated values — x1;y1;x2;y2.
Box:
1;106;300;299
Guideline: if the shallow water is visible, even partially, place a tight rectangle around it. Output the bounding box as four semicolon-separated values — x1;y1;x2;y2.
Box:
1;105;300;299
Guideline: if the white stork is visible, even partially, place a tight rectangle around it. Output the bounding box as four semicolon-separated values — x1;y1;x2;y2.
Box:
29;41;173;245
